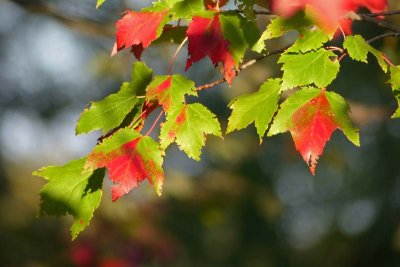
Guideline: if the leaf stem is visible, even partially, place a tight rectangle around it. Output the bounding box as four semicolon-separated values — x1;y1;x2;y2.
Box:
145;109;164;136
168;37;188;75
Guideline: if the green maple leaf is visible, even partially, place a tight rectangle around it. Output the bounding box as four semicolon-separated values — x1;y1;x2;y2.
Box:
279;48;340;90
76;62;152;134
343;35;388;72
160;103;222;160
286;28;332;53
227;78;281;142
388;65;400;118
254;14;312;52
145;74;197;113
33;158;105;240
268;88;359;146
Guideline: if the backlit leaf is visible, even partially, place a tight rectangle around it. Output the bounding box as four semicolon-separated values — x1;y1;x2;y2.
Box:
34;158;105;240
185;12;258;84
269;88;359;174
286;27;332;53
160;103;222;160
85;128;164;201
227;79;281;142
76;62;152;134
145;75;197;113
344;35;388;72
114;10;169;58
279;48;340;90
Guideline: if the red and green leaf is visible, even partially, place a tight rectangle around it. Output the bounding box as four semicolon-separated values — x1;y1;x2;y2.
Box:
186;13;237;84
145;74;197;113
160;103;222;160
85;128;164;201
269;88;359;174
185;12;259;84
270;0;387;33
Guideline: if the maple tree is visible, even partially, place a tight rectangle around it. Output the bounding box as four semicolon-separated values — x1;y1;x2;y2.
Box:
33;0;400;239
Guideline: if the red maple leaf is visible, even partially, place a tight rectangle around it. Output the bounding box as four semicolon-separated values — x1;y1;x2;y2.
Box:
289;91;338;174
270;0;387;33
185;14;236;84
113;10;168;58
87;137;164;201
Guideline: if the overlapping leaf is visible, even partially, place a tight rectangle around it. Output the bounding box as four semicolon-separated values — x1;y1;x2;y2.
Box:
145;74;197;112
279;48;340;90
343;35;388;72
269;88;359;174
227;79;281;142
33;158;105;239
286;27;332;53
76;62;152;134
255;14;312;52
185;12;259;84
85;128;164;201
160;103;221;160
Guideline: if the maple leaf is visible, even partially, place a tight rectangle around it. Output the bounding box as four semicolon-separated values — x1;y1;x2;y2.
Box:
286;27;332;53
33;158;105;240
185;12;259;84
76;62;153;134
227;78;281;142
160;103;222;160
388;65;400;118
270;0;387;33
145;74;197;113
186;14;236;84
343;35;388;72
269;88;359;174
85;128;164;201
114;10;169;58
279;48;340;90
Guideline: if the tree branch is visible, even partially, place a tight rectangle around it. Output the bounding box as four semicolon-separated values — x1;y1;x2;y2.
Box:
7;0;115;37
354;13;400;33
195;47;288;91
367;32;400;43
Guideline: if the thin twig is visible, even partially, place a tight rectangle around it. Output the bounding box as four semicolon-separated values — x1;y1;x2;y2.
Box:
363;10;400;17
168;37;188;74
145;109;164;136
195;46;288;91
367;32;400;43
357;13;400;33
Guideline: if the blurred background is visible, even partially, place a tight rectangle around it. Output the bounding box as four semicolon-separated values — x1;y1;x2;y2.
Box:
1;0;400;266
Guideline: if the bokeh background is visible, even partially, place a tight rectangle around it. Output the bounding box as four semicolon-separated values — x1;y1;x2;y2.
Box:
1;0;400;266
